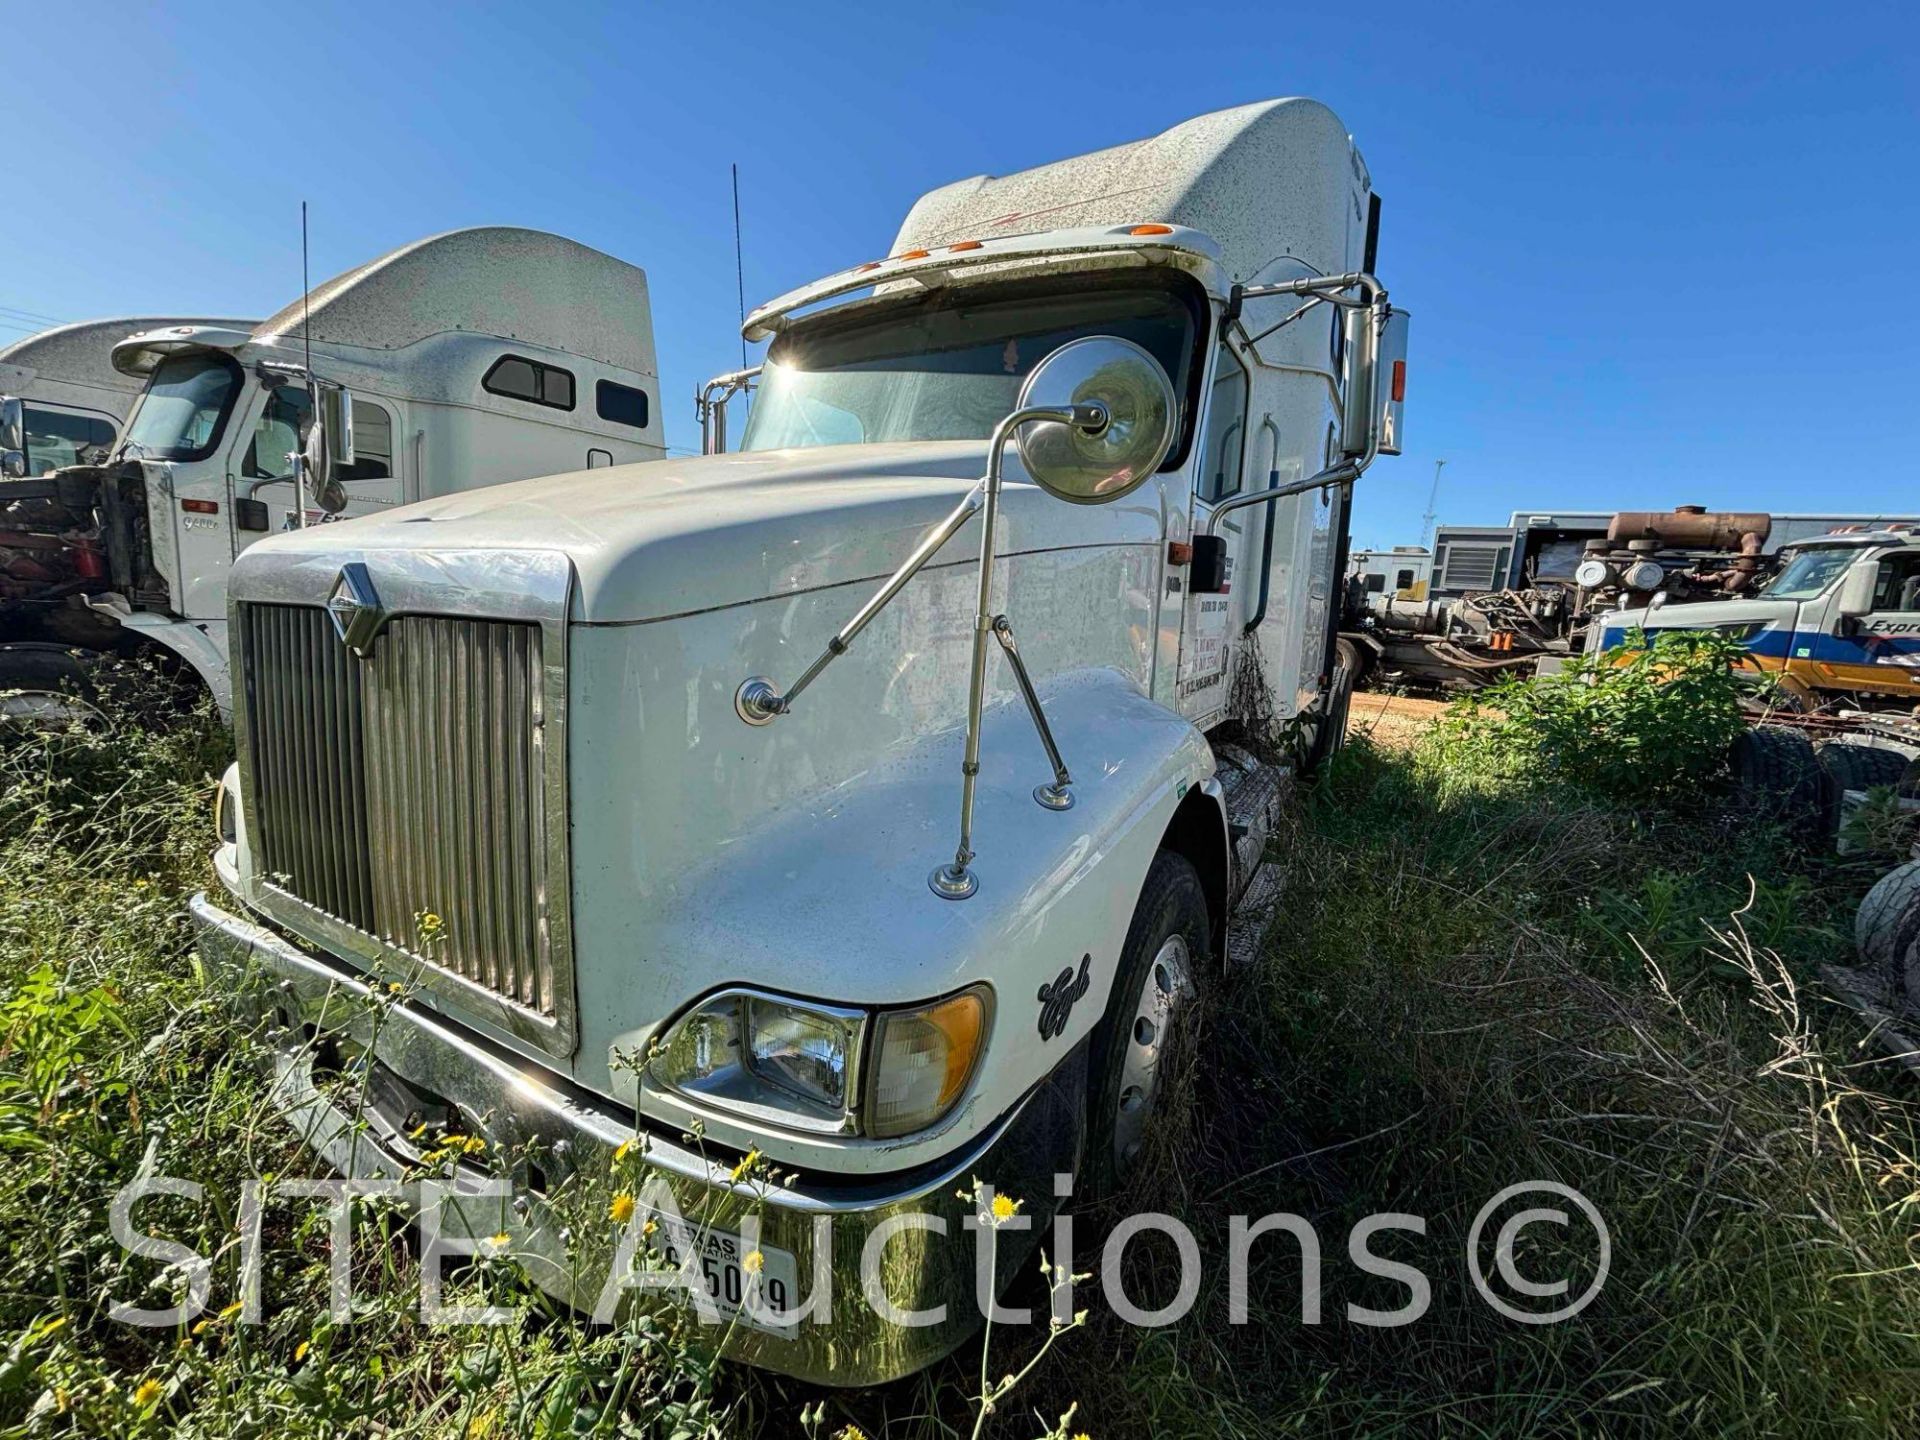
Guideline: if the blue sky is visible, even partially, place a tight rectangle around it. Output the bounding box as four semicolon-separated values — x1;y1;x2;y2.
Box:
6;1;1914;548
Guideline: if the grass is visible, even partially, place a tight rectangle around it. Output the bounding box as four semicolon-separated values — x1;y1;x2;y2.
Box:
3;646;1919;1437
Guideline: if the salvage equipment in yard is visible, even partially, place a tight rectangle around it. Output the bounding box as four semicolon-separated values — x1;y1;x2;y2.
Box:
193;98;1408;1383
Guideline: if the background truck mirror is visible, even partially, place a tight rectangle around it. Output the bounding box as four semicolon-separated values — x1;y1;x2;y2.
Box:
1836;558;1880;618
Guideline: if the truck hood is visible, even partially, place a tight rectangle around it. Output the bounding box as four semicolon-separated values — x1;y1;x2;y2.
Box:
246;441;1166;624
1591;595;1795;651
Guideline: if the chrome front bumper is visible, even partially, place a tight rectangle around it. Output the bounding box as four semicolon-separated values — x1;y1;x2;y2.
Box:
190;891;1085;1386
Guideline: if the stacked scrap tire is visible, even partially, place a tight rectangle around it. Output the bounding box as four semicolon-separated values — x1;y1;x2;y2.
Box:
1727;725;1827;844
1816;741;1916;838
1857;860;1920;1008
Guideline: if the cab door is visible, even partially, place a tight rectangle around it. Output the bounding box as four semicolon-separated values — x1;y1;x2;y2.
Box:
1828;548;1920;698
1176;336;1257;728
234;386;404;538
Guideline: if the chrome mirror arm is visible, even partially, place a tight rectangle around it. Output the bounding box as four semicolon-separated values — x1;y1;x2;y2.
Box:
990;614;1074;811
929;401;1098;900
735;478;988;725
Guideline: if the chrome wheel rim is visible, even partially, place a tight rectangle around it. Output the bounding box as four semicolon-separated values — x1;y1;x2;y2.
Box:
0;687;102;729
1112;933;1196;1179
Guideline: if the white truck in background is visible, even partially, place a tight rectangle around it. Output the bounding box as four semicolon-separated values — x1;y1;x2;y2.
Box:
0;227;665;715
197;99;1408;1383
0;316;257;471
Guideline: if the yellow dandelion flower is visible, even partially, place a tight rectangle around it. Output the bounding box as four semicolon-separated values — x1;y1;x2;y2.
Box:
741;1250;764;1275
729;1148;761;1183
132;1379;163;1407
608;1192;636;1225
191;1318;212;1336
641;1218;658;1237
487;1231;510;1249
218;1300;245;1321
835;1425;869;1440
294;1339;310;1362
990;1192;1021;1222
613;1137;636;1164
1073;1432;1093;1440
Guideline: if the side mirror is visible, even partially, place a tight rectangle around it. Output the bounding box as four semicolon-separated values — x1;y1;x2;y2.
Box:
1337;305;1379;457
0;396;24;477
1836;558;1879;618
1013;336;1176;504
301;385;354;514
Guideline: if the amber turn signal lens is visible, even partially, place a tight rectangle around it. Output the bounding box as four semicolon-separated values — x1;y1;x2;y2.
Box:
865;986;991;1138
1128;223;1174;236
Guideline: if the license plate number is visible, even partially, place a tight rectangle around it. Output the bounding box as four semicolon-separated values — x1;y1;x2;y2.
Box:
650;1214;800;1337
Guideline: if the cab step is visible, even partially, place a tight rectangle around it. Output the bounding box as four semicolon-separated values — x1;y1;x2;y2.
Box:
1213;744;1292;969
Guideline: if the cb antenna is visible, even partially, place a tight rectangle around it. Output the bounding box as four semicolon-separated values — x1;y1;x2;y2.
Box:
1420;457;1446;550
731;163;748;369
298;201;314;528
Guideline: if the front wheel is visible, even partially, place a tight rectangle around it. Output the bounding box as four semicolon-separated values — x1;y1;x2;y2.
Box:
1084;850;1211;1198
0;643;106;729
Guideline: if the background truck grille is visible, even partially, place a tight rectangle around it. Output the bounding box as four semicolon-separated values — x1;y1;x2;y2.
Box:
241;604;556;1017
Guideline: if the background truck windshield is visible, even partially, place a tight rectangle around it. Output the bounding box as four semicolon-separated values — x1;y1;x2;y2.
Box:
1762;546;1857;600
22;406;116;475
741;282;1199;461
123;352;241;461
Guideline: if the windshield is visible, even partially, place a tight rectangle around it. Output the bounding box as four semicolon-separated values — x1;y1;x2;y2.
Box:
123;352;243;461
740;279;1201;461
22;406;116;474
1762;546;1857;600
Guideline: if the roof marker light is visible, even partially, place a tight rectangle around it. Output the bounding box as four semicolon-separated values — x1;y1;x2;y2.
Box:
1129;224;1174;236
948;240;984;252
855;261;883;273
897;248;930;260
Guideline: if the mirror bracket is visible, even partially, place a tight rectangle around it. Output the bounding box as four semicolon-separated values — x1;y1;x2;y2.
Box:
990;614;1074;811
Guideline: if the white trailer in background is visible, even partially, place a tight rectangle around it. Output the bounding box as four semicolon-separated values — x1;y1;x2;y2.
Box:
198;99;1408;1384
0;317;256;471
0;227;664;713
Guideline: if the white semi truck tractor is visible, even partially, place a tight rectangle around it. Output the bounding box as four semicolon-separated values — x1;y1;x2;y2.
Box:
195;99;1408;1383
0;227;664;716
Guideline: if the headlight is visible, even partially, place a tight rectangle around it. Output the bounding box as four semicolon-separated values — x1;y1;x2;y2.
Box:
866;987;990;1138
652;990;864;1133
650;984;992;1139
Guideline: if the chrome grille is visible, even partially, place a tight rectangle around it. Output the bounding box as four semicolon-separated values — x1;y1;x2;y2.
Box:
241;604;557;1019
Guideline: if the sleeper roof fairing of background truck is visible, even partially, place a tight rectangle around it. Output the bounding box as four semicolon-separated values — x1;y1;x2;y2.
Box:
105;226;662;444
0;316;257;419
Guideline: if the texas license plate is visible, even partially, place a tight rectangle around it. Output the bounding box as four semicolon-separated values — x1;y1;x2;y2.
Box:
648;1213;801;1337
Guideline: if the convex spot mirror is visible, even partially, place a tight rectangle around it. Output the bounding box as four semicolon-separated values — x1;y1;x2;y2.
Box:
301;385;354;514
1014;335;1175;505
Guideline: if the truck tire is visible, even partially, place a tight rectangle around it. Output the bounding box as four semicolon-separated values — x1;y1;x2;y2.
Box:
1728;725;1825;844
1818;742;1914;835
1856;860;1920;991
1084;850;1211;1198
0;644;105;728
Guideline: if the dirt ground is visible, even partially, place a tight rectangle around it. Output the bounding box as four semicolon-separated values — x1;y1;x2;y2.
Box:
1346;690;1453;750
